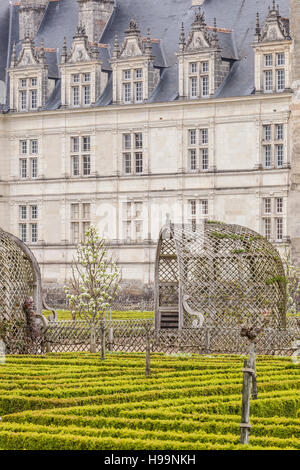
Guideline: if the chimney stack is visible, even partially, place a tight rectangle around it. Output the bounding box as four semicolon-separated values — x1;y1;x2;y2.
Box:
19;1;48;41
77;0;115;43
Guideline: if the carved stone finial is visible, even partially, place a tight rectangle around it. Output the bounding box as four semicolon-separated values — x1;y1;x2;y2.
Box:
179;22;186;52
113;32;120;58
61;36;67;63
11;43;17;67
211;17;219;47
126;18;140;35
145;28;152;56
40;38;45;62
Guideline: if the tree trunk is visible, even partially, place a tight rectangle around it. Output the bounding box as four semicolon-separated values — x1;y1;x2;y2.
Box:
90;320;96;353
100;322;105;361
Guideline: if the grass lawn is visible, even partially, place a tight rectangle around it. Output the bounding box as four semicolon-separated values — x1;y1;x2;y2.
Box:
43;310;154;321
0;353;299;450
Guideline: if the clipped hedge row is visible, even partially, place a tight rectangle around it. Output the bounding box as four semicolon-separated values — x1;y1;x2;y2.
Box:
0;353;299;450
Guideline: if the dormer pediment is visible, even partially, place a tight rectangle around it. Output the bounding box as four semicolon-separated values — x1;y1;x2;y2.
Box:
120;37;144;59
64;26;95;64
185;29;211;52
15;38;40;68
257;2;290;44
119;20;145;59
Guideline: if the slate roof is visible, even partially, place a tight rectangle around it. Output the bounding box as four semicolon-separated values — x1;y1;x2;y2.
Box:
0;0;291;109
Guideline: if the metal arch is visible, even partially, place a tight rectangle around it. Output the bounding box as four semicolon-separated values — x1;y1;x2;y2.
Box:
155;221;287;330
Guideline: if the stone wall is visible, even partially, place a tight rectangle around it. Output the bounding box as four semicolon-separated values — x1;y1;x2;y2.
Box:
289;0;300;269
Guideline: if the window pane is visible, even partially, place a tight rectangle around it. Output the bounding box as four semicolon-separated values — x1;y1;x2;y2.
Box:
189;149;197;171
20;159;27;178
276;198;283;213
123;70;131;80
124;153;131;174
72;155;80;176
190;77;198;98
135;82;143;102
135;69;142;79
276;53;285;66
19;224;27;243
71;137;79;153
190;200;196;216
83;155;91;175
123;83;131;103
83;73;91;82
30;90;37;109
264;145;271;168
264;70;273;92
20;140;27;155
276;218;283;241
71;222;79;243
82;136;90;151
135;153;143;173
200;200;208;216
31;224;38;243
20;91;27;110
31;140;38;154
264;54;273;67
82;203;90;219
20;206;27;220
276;124;283;140
190;62;197;74
71;203;79;220
276;70;285;91
31;158;38;178
123;134;131;149
72;87;80;106
263;198;271;214
31;205;38;219
263;125;271;141
202;76;209;97
135;133;143;149
200;128;208;145
201;148;208;170
83;86;91;105
189;129;196;146
202;61;209;73
263;218;271;239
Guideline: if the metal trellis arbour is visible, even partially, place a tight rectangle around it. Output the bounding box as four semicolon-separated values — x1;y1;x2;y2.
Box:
155;222;287;330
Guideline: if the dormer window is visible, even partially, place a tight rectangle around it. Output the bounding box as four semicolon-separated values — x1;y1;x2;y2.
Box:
177;10;234;100
111;20;162;104
70;72;91;107
253;5;291;94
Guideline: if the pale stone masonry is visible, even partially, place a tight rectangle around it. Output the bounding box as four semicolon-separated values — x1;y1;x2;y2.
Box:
0;0;299;302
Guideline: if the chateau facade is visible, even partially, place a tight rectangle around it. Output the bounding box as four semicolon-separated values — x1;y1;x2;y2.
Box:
0;0;299;300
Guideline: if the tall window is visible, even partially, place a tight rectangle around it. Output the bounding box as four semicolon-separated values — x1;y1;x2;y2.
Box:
262;196;284;241
122;201;143;242
263;52;285;93
71;73;92;107
70;136;91;177
122;67;144;104
19;138;39;179
262;123;285;168
70;203;91;243
188;199;209;229
122;132;143;175
19;204;38;243
188;60;209;99
18;77;38;111
188;128;209;172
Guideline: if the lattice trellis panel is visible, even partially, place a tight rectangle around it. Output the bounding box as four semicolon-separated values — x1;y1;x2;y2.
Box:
42;317;299;356
0;228;34;322
156;222;287;330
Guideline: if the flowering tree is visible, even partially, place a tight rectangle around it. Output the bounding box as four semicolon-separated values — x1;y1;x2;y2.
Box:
64;226;121;352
